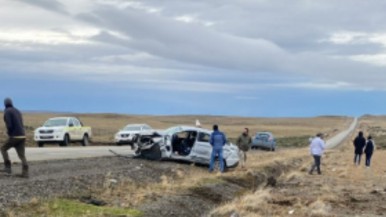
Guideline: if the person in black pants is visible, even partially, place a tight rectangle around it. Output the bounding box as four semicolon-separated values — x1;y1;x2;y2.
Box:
364;136;375;168
353;131;366;166
1;98;29;178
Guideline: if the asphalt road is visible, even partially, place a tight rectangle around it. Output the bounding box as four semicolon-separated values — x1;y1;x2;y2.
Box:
325;117;358;149
6;118;357;162
8;146;134;162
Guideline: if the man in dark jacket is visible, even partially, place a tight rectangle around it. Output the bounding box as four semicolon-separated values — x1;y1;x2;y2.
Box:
209;125;227;173
353;131;366;166
236;128;252;168
1;98;29;178
364;135;375;168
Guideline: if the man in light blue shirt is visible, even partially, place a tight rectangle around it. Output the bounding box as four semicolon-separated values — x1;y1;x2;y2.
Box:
209;125;227;173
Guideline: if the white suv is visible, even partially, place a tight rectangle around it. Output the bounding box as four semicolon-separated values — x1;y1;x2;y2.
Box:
115;124;152;145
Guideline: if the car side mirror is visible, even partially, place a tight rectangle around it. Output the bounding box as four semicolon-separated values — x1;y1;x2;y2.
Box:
69;123;74;127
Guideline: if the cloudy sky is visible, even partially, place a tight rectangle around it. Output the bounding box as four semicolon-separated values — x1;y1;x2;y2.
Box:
1;0;386;117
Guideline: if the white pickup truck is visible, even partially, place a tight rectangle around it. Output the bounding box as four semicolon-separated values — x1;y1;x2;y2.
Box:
34;117;92;147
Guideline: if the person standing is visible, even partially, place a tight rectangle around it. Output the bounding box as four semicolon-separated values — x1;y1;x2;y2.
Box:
353;131;366;166
236;128;252;168
209;125;227;173
309;133;325;175
364;135;375;168
1;98;29;178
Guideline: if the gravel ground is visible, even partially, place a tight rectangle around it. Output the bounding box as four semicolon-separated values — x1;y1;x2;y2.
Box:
0;156;185;211
0;152;290;217
0;149;302;217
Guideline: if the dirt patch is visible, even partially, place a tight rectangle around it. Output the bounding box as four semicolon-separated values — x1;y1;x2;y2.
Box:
135;157;305;217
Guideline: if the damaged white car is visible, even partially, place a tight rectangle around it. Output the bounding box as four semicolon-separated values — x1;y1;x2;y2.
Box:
134;126;239;168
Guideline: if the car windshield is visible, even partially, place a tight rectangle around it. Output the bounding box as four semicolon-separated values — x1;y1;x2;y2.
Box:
256;133;271;139
123;126;142;131
43;119;68;127
164;126;183;136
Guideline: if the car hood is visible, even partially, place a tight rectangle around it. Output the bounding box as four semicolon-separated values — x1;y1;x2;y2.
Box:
138;129;165;136
36;126;65;131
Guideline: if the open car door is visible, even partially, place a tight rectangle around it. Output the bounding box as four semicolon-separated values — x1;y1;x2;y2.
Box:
168;130;198;160
191;131;212;164
160;134;173;158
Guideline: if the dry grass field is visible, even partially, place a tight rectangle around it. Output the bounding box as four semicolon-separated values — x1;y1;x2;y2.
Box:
359;115;386;149
6;116;386;217
209;119;386;217
0;112;352;147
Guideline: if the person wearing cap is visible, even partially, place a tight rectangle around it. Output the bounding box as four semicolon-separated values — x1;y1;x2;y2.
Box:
209;125;227;173
309;133;325;175
236;128;252;168
364;135;375;168
1;98;29;178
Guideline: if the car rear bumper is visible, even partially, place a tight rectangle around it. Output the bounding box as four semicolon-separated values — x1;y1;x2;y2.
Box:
251;144;276;149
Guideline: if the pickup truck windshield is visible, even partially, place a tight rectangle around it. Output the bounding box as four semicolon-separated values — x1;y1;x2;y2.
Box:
123;126;142;131
44;119;68;127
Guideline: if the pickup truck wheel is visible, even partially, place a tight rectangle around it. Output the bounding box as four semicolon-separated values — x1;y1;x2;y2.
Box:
60;134;70;147
38;142;44;148
82;134;89;146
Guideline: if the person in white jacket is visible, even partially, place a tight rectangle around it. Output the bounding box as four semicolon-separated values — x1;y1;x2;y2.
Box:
309;133;325;175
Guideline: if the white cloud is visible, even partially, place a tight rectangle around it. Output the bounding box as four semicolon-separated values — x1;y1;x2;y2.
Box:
175;15;196;23
174;14;215;27
350;54;386;67
3;0;386;93
324;32;367;45
277;81;352;90
0;28;98;45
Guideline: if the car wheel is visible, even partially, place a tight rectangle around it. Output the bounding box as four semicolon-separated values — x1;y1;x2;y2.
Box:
140;143;162;161
82;134;89;146
38;142;44;148
271;147;276;152
60;134;70;147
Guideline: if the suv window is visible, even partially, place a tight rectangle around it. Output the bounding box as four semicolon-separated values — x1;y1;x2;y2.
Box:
198;133;210;143
256;133;271;141
73;118;81;127
68;119;74;127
